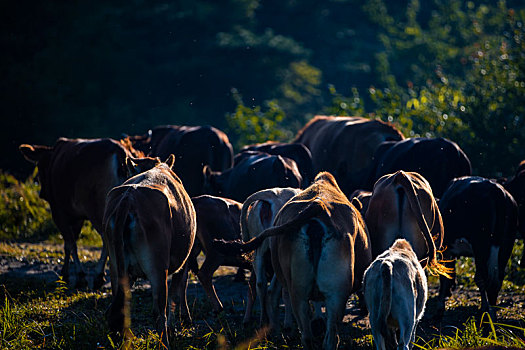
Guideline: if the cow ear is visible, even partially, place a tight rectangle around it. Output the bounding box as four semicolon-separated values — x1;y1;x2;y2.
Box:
203;165;212;179
351;197;363;211
125;157;140;177
19;144;51;164
165;154;175;169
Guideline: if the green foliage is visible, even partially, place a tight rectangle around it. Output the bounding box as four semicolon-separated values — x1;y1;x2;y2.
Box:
0;171;100;244
333;0;525;176
0;170;56;241
226;90;293;150
323;85;365;117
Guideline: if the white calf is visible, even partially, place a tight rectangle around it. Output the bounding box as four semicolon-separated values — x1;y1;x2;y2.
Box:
363;239;428;350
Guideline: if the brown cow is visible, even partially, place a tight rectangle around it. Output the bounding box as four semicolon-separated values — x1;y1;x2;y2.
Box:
182;195;250;314
19;137;142;289
364;171;448;276
215;172;372;349
239;187;301;326
103;155;196;348
294;116;404;196
126;125;234;197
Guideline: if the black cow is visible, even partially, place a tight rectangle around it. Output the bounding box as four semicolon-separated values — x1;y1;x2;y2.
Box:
438;176;518;319
126;125;233;197
503;160;525;267
203;152;302;202
240;142;314;187
368;137;472;198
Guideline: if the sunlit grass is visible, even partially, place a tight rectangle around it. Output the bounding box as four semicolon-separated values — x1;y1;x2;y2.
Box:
414;313;525;350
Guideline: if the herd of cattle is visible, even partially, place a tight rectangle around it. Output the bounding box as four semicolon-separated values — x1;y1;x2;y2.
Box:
18;116;525;349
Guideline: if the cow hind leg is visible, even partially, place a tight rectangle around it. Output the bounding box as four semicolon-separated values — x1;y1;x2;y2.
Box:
254;253;270;327
397;310;416;350
93;243;108;290
243;269;257;326
57;218;87;287
196;253;224;313
169;265;192;325
322;294;346;350
107;275;131;340
150;269;169;348
437;257;457;319
266;275;283;334
290;291;315;350
282;287;294;331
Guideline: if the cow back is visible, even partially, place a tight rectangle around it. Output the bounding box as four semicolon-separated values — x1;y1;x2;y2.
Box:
294;116;404;195
192;195;242;243
273;172;371;288
439;176;518;250
241;142;314;187
128;125;234;197
365;171;443;264
372;137;472;197
105;162;196;274
209;153;302;202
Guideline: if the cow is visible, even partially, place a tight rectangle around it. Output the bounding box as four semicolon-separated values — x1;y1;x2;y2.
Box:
503;160;525;267
103;155;196;348
437;176;518;320
367;137;472;198
203;152;302;202
181;195;250;314
363;239;428;350
240;142;314;187
364;170;449;277
126;125;234;197
293;115;404;196
349;189;372;217
239;187;301;326
214;172;372;349
19;137;142;289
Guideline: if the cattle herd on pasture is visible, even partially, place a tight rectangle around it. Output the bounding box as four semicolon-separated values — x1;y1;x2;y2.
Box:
19;116;525;350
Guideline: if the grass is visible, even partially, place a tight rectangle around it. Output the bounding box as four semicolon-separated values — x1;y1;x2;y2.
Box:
1;241;524;349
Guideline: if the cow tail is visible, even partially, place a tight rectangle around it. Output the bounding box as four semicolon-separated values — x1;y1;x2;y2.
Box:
214;201;324;255
107;196;132;336
240;191;279;242
394;171;452;278
378;261;393;341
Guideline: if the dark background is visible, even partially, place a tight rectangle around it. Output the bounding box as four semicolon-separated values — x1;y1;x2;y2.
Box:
2;0;524;178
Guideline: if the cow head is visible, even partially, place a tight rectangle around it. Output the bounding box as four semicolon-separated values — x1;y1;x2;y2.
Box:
202;165;224;196
19;143;53;200
125;155;163;177
124;129;153;155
